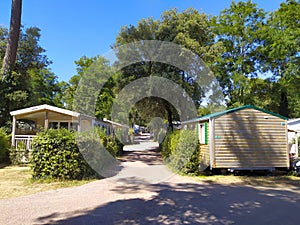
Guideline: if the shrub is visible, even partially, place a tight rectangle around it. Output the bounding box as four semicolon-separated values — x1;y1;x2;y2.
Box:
0;127;10;163
31;129;97;180
160;130;179;159
9;142;29;165
161;129;200;174
75;127;124;178
98;130;124;157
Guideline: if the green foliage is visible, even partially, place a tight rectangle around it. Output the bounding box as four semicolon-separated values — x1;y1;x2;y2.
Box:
262;0;300;117
98;129;124;157
63;56;116;120
161;129;200;174
30;129;97;180
0;127;10;163
212;0;300;117
161;130;180;159
211;0;266;107
9;142;28;165
114;8;223;127
128;128;135;143
0;26;65;126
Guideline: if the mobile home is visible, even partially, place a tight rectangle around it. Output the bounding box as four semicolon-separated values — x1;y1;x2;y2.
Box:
182;105;289;170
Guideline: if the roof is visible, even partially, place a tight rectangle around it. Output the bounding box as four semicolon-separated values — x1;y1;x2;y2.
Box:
10;104;81;117
288;118;300;125
182;105;288;124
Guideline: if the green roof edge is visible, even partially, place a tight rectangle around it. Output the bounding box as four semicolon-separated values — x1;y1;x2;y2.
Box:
183;105;288;124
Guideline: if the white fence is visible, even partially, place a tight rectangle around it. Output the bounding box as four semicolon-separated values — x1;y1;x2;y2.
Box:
14;135;36;150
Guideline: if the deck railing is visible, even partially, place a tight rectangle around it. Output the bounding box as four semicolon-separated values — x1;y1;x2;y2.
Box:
14;135;36;150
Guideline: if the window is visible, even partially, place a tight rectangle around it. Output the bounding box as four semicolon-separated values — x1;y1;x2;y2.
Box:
60;122;69;129
48;122;75;130
70;122;78;131
49;122;58;129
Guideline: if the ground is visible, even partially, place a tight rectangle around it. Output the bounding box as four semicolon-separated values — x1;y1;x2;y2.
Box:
0;134;299;225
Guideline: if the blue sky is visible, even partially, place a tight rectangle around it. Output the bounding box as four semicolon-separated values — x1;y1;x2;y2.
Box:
0;0;284;82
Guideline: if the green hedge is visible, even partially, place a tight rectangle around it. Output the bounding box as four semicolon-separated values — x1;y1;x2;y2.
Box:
31;129;97;180
0;127;10;163
30;128;124;180
161;129;200;174
98;129;124;157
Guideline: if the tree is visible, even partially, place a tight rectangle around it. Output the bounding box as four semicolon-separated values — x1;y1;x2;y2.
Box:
2;0;22;76
28;68;62;106
262;0;300;117
114;8;223;128
0;26;60;127
211;0;266;108
63;56;116;119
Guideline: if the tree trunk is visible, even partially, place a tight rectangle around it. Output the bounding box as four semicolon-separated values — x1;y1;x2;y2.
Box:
165;104;174;131
2;0;22;77
279;90;289;118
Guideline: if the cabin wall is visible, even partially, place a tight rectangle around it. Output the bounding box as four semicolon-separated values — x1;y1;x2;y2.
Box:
183;122;211;168
199;144;210;169
81;119;92;131
213;108;289;169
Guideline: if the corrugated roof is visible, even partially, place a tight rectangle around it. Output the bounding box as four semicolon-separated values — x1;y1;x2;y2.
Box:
182;105;288;124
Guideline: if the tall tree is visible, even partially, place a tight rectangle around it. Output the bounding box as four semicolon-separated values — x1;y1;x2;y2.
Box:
2;0;22;76
63;56;116;119
211;0;266;107
0;26;58;127
262;0;300;117
114;8;223;128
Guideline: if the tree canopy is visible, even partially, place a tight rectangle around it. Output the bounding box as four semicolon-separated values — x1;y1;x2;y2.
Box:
1;0;300;129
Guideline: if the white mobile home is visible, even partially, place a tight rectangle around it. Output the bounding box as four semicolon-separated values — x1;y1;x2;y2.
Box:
10;104;119;150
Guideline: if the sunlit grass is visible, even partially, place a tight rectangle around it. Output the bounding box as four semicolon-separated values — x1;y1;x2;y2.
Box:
194;173;300;188
0;165;96;200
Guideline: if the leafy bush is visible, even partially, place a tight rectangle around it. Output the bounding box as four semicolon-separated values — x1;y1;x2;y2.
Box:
0;127;10;163
75;128;124;178
9;142;29;165
31;129;97;180
160;130;180;159
161;129;200;174
98;130;124;157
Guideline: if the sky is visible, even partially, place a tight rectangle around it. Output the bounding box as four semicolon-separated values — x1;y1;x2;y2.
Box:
0;0;285;82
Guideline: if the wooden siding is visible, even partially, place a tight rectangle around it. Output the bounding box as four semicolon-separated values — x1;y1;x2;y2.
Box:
213;108;289;169
187;122;211;169
198;122;210;169
199;144;210;168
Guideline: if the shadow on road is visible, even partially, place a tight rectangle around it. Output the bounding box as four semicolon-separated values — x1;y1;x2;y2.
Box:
36;178;300;225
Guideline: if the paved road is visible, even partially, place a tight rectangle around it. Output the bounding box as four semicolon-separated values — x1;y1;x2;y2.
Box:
1;135;300;225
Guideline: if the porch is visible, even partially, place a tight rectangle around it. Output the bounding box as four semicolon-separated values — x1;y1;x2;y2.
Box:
10;104;96;150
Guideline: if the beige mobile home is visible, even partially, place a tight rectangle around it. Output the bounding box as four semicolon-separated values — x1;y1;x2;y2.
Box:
182;105;289;170
10;104;120;150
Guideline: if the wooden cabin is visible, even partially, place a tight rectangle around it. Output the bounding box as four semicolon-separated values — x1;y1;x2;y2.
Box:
10;104;122;150
182;105;289;171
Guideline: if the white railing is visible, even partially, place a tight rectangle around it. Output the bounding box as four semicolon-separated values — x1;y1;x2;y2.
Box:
14;135;36;150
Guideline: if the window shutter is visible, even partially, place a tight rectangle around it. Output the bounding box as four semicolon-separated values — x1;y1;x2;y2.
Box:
204;122;208;144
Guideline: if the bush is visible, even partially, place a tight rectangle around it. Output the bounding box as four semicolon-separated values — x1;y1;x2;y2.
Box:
75;128;124;178
31;129;97;180
9;142;29;165
161;129;200;174
98;130;124;157
0;127;10;163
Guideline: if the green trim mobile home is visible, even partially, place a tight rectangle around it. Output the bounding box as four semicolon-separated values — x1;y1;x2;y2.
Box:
182;105;289;170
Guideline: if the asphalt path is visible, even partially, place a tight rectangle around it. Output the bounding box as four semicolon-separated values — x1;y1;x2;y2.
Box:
0;134;299;225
